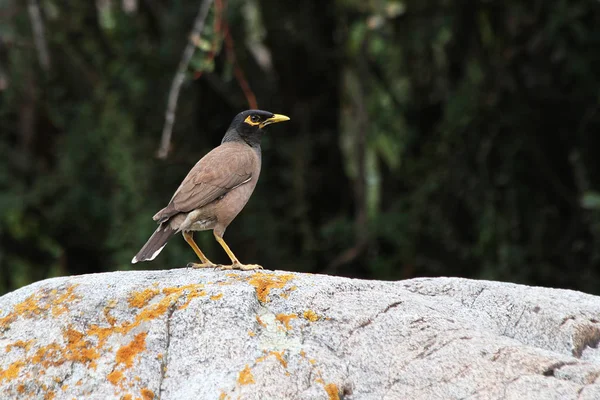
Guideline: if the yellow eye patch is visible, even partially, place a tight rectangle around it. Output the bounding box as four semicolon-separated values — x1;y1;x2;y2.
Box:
244;115;261;126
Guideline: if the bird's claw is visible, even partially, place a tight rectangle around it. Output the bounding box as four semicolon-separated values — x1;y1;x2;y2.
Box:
219;262;263;271
187;262;219;269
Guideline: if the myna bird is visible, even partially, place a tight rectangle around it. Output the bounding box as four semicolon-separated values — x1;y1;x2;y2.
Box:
132;109;290;270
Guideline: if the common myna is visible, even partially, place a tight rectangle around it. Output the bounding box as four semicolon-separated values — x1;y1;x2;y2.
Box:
132;109;290;270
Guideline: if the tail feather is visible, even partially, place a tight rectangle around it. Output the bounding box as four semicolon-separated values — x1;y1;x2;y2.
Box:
131;223;177;264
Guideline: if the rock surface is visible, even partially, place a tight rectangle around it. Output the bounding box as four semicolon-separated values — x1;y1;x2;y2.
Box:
1;270;600;400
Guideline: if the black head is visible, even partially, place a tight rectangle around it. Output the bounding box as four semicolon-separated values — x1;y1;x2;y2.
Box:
222;109;290;147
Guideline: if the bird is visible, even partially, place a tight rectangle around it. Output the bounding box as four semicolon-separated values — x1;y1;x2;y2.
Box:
131;109;290;270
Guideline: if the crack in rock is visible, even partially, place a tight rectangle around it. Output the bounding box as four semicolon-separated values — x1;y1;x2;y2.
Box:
347;300;403;338
157;303;177;399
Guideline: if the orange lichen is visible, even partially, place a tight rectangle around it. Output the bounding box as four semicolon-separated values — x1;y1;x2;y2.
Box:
303;310;319;322
108;370;124;386
61;385;68;391
210;293;223;301
256;316;266;328
17;384;25;393
64;327;100;368
1;285;80;331
247;273;295;302
5;339;35;353
280;286;298;299
116;332;147;369
44;391;55;400
103;300;118;326
51;285;81;317
324;383;340;400
140;388;154;400
237;365;255;385
276;313;297;330
219;392;228;400
257;350;287;368
299;350;306;358
1;283;208;395
315;377;324;384
128;289;161;309
0;360;24;382
256;350;288;368
122;395;133;400
248;330;256;337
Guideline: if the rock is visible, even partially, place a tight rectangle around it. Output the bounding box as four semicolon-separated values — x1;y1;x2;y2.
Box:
0;270;600;400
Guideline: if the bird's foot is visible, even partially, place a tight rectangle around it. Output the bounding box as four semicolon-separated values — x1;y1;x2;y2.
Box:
219;262;263;271
187;262;219;269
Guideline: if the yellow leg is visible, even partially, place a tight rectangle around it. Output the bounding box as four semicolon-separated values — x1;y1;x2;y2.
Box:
213;232;263;271
183;231;217;268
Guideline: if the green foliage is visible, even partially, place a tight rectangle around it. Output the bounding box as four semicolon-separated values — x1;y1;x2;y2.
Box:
0;0;599;295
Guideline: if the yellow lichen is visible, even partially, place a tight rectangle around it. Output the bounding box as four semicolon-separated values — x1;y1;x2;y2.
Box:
210;293;223;301
324;383;340;400
64;327;100;368
247;273;295;302
51;285;81;317
0;360;24;382
1;283;209;395
257;350;287;368
128;288;161;309
1;285;80;330
140;388;154;400
237;365;255;385
107;370;124;386
303;310;319;322
248;331;256;337
116;332;147;369
275;313;298;330
5;339;35;353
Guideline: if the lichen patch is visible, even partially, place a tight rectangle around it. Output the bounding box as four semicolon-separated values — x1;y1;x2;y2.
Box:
247;273;295;302
324;383;340;400
237;365;255;385
128;288;160;309
257;350;288;369
0;285;80;331
303;310;319;322
275;313;298;331
5;339;35;353
210;293;223;301
116;332;147;369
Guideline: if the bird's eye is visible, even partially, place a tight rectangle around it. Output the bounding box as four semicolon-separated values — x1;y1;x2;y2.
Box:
250;115;260;123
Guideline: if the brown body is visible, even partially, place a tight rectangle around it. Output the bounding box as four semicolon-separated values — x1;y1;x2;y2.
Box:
131;109;289;269
158;141;260;238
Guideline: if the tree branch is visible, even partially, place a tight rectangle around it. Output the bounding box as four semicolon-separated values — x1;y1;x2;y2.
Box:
27;0;50;72
157;0;214;159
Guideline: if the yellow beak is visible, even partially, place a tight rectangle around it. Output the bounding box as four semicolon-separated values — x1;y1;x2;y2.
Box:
260;114;290;128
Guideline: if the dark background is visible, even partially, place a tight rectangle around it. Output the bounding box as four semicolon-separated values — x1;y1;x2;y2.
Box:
1;0;599;295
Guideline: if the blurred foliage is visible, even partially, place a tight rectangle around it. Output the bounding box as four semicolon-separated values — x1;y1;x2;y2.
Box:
0;0;599;295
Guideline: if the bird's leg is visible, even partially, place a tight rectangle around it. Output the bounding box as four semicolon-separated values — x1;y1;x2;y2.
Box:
213;232;263;271
183;231;218;269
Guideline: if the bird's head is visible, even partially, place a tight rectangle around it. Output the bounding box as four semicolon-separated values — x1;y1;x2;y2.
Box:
223;109;290;146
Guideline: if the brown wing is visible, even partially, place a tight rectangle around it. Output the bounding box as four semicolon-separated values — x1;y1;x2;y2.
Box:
153;142;256;222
